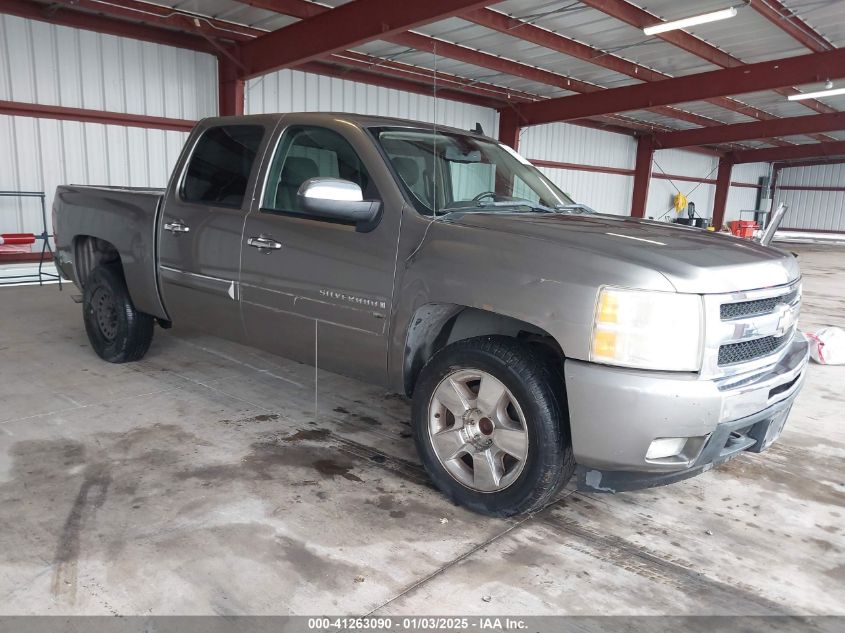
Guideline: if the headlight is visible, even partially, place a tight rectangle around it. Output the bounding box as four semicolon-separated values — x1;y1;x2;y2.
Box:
590;287;703;371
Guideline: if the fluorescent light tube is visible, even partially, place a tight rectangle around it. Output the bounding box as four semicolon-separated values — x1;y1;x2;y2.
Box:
643;7;738;35
787;87;845;101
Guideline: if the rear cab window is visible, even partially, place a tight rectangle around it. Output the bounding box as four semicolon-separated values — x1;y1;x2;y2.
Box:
181;125;265;208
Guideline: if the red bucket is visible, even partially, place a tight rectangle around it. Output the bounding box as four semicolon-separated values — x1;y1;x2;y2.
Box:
728;221;757;239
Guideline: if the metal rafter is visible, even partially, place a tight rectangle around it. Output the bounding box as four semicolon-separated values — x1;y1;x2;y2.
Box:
461;7;797;145
297;61;505;108
749;0;834;52
655;111;845;149
0;0;756;150
733;140;845;164
0;0;216;52
41;0;258;41
512;48;845;127
1;0;540;112
233;0;766;145
238;0;492;79
578;0;839;132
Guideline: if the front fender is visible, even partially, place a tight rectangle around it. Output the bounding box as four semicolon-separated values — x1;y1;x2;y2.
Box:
387;219;674;391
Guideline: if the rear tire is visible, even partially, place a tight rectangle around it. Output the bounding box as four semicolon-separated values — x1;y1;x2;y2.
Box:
411;336;574;517
83;264;154;363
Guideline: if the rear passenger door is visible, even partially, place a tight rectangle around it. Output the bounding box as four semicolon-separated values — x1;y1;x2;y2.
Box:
158;120;274;340
239;121;401;385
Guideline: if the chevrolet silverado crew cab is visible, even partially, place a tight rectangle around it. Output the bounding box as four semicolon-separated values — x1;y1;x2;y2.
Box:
53;113;809;516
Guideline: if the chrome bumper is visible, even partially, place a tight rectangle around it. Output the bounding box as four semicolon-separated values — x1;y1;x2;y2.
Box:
564;332;809;487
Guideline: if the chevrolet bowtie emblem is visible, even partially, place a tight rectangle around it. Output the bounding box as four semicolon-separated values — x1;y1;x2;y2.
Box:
774;303;797;337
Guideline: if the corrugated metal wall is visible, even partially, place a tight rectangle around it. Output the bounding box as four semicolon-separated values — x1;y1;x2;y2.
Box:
245;69;499;134
0;14;216;236
648;149;718;221
726;162;771;225
0;14;216;117
520;123;634;214
519;123;768;221
775;163;845;231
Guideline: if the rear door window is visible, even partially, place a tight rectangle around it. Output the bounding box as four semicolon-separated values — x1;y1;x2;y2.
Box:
182;125;265;207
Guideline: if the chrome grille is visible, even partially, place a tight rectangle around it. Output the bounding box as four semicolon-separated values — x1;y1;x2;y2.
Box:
718;333;791;366
701;280;802;378
720;289;799;320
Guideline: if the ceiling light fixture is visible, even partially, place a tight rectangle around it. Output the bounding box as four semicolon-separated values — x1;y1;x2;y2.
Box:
643;6;738;36
788;86;845;101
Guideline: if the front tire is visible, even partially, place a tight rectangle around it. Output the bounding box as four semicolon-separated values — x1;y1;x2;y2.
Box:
411;336;574;517
82;264;154;363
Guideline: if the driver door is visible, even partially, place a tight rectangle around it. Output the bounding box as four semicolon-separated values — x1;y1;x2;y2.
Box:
239;121;401;385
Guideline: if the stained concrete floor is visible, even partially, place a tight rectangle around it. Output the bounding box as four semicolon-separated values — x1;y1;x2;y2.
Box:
0;244;843;616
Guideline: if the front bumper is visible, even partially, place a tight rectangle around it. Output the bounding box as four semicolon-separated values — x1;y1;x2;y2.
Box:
565;332;809;493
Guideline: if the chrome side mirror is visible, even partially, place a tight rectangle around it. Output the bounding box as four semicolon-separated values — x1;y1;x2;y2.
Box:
296;177;381;225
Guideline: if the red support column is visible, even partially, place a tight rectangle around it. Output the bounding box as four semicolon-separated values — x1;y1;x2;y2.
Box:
498;109;521;150
630;135;654;218
712;156;734;230
218;56;244;117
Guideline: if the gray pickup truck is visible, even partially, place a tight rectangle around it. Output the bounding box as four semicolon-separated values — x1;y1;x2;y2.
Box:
53;112;809;516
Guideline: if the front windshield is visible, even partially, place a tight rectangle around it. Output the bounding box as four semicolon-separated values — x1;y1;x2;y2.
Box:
372;127;575;216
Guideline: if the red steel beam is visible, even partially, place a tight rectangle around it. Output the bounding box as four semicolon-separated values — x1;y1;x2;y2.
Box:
236;0;711;138
513;48;845;126
0;99;195;131
389;31;604;95
749;0;834;52
0;0;216;52
240;0;795;140
239;0;491;79
383;32;761;147
733;140;845;164
771;157;845;170
3;0;538;112
529;159;759;187
328;52;540;104
631;135;654;217
218;57;245;117
498;109;521;149
40;0;258;42
297;61;504;109
460;8;785;135
239;0;325;19
712;157;734;229
654;111;845;149
579;0;839;122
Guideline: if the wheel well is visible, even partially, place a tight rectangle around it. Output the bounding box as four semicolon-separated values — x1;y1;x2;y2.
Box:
403;303;564;396
73;236;121;289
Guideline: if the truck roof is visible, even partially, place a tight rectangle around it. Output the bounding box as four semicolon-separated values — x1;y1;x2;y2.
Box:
203;112;494;141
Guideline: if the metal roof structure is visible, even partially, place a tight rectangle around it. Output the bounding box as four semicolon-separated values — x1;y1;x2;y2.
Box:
2;0;844;151
2;0;844;222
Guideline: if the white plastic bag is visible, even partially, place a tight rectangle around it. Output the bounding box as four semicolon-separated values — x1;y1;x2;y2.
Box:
807;327;845;365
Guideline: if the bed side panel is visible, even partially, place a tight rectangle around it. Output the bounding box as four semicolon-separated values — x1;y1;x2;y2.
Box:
53;185;168;319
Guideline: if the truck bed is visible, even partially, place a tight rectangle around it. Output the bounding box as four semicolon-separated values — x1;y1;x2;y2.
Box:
53;184;168;319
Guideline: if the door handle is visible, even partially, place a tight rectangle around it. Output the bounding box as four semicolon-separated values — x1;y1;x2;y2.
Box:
247;235;283;252
164;221;190;234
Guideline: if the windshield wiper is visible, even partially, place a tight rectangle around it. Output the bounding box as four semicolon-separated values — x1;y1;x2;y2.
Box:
445;199;557;214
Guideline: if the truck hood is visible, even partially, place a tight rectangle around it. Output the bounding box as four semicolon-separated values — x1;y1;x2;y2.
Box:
448;212;799;294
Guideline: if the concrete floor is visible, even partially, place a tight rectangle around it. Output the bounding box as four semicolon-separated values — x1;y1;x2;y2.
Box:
0;244;843;616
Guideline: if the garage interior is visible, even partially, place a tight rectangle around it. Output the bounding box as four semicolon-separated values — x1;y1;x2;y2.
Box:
1;0;844;618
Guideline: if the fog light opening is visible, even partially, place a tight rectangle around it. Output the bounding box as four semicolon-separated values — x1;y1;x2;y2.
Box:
646;437;688;460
